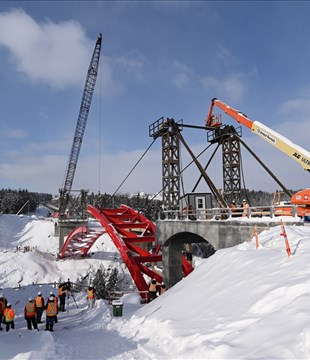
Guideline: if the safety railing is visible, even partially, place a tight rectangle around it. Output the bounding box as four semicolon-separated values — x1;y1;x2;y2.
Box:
158;204;300;221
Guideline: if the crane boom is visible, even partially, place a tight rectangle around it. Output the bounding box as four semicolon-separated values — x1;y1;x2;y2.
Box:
59;33;102;217
206;98;310;172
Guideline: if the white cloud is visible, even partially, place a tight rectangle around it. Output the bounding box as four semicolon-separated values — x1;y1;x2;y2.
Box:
279;97;310;118
170;61;193;88
1;125;27;139
201;73;247;103
215;45;238;68
0;8;122;93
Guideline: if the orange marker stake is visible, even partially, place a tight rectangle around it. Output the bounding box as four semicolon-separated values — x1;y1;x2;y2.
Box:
280;220;291;257
252;225;259;249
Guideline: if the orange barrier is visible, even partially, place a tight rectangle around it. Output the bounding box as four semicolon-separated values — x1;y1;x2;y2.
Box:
280;220;292;257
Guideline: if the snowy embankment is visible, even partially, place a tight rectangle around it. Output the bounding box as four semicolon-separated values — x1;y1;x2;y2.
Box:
1;211;310;359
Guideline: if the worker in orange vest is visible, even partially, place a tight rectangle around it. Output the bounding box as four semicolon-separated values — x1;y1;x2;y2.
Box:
24;297;38;330
242;199;249;218
87;286;96;309
58;283;68;312
49;292;58;323
147;279;157;303
4;303;15;332
35;291;45;324
159;283;167;295
0;291;8;331
45;296;58;332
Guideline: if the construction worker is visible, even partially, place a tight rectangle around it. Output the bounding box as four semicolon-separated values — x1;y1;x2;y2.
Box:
87;286;96;309
45;296;58;332
0;291;7;331
159;283;167;295
230;200;238;217
58;283;67;312
49;293;58;323
242;199;250;218
147;279;157;303
4;303;15;332
35;291;45;324
24;297;38;330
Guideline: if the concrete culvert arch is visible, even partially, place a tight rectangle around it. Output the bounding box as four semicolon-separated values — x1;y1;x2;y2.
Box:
162;231;215;288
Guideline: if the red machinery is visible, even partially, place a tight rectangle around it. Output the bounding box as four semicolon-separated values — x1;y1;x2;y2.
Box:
206;98;310;217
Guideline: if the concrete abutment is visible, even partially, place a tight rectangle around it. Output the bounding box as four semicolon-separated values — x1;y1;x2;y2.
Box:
156;219;303;288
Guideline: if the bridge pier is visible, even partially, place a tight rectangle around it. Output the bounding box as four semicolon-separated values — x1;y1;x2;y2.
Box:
55;219;88;254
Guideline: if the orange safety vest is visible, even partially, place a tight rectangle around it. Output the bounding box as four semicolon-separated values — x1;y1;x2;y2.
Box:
149;283;157;292
4;308;15;322
87;289;95;299
46;302;57;316
35;296;43;308
59;286;67;297
242;203;249;217
25;302;36;317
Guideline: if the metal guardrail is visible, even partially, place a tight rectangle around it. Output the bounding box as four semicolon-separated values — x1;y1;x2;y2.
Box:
158;204;299;221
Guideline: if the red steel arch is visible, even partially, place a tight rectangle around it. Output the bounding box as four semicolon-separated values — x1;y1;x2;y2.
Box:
59;225;105;258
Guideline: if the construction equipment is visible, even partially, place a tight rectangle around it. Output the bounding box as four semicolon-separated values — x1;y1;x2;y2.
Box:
206;98;310;217
58;34;102;218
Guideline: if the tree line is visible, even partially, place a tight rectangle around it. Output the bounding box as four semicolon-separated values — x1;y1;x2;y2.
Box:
0;189;52;215
0;187;298;218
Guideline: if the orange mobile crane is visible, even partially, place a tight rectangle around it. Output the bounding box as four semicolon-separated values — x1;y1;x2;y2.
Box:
206;98;310;217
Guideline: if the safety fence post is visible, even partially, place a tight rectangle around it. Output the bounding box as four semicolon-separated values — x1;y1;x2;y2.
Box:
252;225;259;249
280;220;291;257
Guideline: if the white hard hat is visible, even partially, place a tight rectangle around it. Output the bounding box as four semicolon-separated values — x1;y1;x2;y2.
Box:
7;303;11;307
28;297;32;301
50;291;54;295
49;296;54;301
38;291;42;296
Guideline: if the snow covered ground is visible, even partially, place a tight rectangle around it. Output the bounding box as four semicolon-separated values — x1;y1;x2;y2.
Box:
1;208;310;359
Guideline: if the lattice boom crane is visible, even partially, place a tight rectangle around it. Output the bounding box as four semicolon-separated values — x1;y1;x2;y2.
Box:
59;33;102;217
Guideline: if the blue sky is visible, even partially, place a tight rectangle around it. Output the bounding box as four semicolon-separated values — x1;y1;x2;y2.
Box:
0;1;309;197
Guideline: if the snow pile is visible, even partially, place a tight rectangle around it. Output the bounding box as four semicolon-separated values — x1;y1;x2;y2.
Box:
1;212;310;359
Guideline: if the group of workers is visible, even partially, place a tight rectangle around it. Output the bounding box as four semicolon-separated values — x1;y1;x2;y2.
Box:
0;288;64;333
148;279;167;302
230;199;249;217
0;280;96;333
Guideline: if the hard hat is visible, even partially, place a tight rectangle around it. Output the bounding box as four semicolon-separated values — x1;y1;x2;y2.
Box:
50;291;54;295
38;291;42;296
49;296;54;301
232;200;236;204
50;294;55;298
28;297;33;301
243;199;246;202
7;303;11;307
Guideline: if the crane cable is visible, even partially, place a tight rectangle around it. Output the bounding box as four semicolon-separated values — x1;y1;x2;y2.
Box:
112;139;156;198
238;139;250;205
179;144;187;206
98;54;103;193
